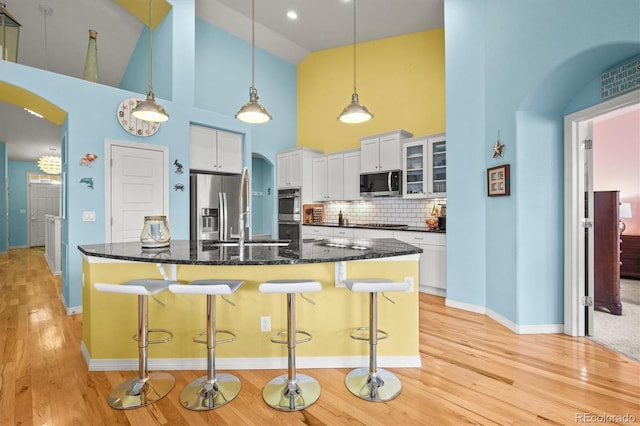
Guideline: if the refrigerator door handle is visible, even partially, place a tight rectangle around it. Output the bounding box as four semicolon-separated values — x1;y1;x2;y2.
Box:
219;192;226;240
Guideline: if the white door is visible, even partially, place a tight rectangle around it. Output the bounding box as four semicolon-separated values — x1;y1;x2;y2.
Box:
28;183;60;247
583;121;595;335
107;141;168;243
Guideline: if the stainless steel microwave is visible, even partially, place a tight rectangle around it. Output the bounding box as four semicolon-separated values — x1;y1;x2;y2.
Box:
360;170;402;197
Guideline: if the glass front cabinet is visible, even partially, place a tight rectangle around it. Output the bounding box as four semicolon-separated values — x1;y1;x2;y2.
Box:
402;133;446;198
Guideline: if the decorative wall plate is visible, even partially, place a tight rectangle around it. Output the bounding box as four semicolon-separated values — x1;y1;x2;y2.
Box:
116;98;160;137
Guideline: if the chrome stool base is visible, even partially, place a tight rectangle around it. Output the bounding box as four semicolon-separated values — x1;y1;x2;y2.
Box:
179;373;241;410
107;371;175;409
263;373;321;411
345;367;401;402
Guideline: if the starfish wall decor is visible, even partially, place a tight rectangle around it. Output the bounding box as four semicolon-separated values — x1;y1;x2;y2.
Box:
493;140;504;157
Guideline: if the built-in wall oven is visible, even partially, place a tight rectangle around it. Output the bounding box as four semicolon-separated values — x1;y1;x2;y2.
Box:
278;189;301;244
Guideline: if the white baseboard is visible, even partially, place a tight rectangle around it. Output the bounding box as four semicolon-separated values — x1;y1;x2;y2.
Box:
485;307;564;334
418;284;446;297
445;298;486;314
61;294;82;316
80;340;421;371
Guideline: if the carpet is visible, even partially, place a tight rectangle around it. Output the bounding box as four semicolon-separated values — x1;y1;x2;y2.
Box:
589;279;640;362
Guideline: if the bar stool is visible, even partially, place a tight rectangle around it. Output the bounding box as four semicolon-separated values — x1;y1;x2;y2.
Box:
168;279;244;410
343;279;410;402
259;279;322;411
94;279;178;409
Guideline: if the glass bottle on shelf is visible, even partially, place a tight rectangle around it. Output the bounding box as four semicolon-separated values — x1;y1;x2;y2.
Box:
83;30;98;82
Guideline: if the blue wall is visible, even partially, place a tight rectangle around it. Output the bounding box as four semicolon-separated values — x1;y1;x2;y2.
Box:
0;143;6;253
7;161;42;248
0;0;297;311
445;0;640;326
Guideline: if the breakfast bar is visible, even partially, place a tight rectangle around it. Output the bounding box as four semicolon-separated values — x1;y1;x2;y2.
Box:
78;237;421;372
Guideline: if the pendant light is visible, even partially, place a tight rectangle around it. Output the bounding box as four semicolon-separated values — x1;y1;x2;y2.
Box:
0;2;21;62
132;0;169;123
338;0;373;124
236;0;272;124
38;149;61;175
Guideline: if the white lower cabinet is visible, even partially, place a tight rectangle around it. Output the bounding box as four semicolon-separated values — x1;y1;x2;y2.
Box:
353;228;394;239
301;225;334;238
301;225;354;239
393;231;446;295
333;228;354;238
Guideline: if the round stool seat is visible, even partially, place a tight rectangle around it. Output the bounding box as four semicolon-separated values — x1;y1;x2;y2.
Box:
343;279;409;403
259;279;321;294
343;279;410;293
168;279;244;411
169;279;244;295
95;279;178;295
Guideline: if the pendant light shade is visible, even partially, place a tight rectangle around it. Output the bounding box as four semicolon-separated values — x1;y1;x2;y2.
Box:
338;0;373;124
132;0;169;123
237;87;272;124
0;2;21;62
38;149;61;175
236;0;271;124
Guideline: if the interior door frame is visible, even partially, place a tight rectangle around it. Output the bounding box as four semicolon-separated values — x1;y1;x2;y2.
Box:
104;139;169;243
564;89;640;336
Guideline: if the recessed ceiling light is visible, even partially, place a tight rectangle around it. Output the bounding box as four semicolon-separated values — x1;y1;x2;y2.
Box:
287;10;298;20
24;108;44;119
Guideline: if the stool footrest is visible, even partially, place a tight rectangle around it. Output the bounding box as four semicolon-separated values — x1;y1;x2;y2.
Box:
193;329;236;345
269;330;312;345
349;326;388;342
133;328;173;345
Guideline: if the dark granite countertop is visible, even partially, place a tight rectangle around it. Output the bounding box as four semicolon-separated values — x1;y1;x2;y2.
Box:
78;237;422;266
302;223;446;234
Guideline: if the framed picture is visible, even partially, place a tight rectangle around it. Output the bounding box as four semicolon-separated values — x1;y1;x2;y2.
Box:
487;164;510;197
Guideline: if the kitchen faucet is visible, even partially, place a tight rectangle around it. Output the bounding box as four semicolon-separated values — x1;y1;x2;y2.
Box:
237;167;250;252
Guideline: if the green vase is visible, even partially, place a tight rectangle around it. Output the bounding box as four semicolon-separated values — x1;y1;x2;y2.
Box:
82;30;98;82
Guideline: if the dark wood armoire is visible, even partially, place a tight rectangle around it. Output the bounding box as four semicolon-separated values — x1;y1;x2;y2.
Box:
593;190;622;315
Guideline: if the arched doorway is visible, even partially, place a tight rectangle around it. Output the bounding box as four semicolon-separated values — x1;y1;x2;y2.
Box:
251;153;275;239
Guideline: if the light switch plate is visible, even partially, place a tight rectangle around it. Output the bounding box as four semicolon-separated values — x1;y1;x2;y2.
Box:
82;211;96;222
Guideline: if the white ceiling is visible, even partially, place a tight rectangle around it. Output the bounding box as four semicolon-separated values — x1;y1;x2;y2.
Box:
1;0;444;162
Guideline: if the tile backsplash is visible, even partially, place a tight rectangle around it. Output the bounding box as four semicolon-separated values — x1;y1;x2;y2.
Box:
322;198;446;228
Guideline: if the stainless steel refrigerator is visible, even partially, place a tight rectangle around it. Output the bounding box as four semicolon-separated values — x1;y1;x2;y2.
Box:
190;173;242;240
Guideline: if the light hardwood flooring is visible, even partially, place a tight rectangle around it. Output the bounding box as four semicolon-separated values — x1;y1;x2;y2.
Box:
1;248;639;425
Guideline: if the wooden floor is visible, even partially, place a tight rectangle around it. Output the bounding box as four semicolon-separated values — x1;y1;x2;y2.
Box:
1;248;639;425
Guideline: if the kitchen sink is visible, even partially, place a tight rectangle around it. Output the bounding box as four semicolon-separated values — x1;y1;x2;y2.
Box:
202;240;291;248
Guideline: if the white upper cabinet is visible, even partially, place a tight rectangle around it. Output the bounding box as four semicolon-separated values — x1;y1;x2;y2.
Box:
342;149;362;201
190;125;242;174
277;148;323;207
360;129;412;173
402;132;446;199
277;150;303;188
427;133;446;198
312;153;344;201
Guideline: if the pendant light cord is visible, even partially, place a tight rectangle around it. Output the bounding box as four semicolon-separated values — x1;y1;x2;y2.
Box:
352;0;357;93
148;0;154;94
251;0;255;89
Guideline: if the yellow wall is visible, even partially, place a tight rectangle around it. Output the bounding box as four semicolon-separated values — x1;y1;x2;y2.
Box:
297;29;445;153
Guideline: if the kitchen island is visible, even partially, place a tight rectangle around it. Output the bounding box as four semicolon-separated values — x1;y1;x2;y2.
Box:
78;238;421;372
